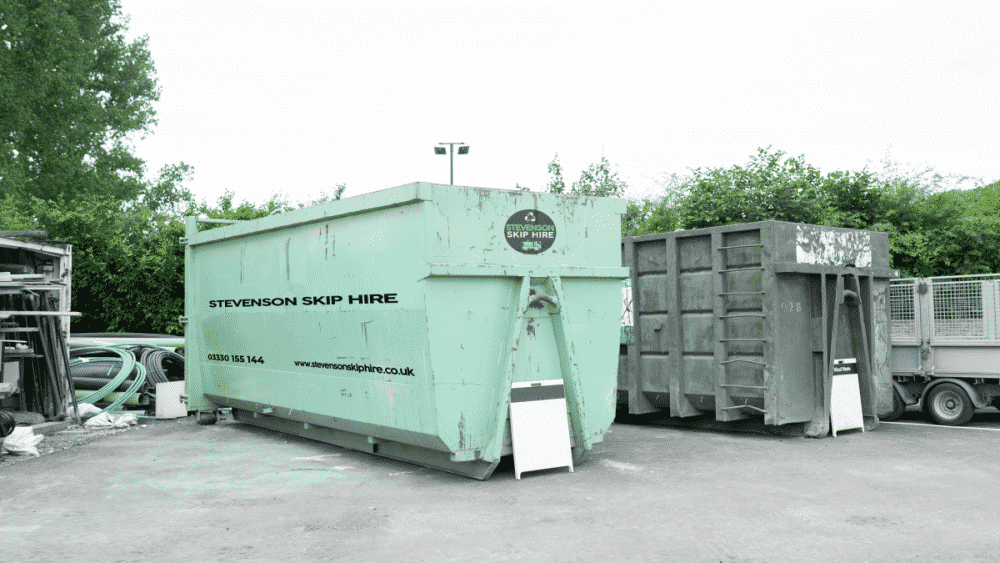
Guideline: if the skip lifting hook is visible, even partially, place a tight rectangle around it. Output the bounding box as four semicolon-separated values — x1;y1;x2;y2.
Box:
528;289;559;310
841;263;860;303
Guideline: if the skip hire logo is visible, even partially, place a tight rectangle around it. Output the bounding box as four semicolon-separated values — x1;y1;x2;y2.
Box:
504;209;556;254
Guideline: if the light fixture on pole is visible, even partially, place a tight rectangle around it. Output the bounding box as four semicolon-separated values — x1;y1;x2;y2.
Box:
434;142;469;185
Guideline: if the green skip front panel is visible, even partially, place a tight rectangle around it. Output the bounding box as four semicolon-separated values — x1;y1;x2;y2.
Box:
183;183;628;479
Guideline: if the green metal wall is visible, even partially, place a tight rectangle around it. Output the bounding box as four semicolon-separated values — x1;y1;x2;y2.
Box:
184;183;627;478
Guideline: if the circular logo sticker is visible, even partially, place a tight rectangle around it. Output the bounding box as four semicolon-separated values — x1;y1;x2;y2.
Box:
505;209;556;254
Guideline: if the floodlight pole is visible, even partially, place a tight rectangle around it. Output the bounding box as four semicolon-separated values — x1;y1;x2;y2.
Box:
437;142;467;185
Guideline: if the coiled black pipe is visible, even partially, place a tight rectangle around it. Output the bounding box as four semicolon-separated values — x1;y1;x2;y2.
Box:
0;410;15;438
133;346;185;385
69;346;183;386
69;347;148;412
67;345;184;415
70;359;142;382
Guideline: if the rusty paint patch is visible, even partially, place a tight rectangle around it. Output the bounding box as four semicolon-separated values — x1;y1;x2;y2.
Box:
795;225;872;267
458;413;466;450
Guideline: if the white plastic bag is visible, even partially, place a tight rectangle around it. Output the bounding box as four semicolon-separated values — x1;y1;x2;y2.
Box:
84;412;138;429
69;403;103;418
2;426;44;456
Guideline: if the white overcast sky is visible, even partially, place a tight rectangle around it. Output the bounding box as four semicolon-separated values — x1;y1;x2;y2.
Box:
119;1;1000;206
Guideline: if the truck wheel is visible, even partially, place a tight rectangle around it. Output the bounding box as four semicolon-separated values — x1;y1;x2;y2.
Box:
882;388;906;422
195;410;218;425
926;383;974;426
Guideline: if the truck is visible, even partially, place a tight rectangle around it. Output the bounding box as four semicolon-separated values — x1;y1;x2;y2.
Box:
887;273;1000;425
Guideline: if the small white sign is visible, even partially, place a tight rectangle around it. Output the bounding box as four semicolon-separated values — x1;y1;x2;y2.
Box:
509;379;574;479
830;358;865;436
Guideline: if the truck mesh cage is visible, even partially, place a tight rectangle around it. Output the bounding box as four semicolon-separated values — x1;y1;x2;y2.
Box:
889;282;916;340
890;274;1000;342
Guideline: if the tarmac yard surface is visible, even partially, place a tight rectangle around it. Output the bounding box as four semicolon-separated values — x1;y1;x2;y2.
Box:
2;410;999;563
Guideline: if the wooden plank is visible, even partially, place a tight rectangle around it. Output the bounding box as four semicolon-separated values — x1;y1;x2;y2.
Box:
27;420;72;437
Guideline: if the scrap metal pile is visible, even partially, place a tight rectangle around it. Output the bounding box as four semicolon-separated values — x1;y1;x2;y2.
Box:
1;240;78;425
0;290;75;419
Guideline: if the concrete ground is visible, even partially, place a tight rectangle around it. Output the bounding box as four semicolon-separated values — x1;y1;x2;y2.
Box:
2;408;1000;563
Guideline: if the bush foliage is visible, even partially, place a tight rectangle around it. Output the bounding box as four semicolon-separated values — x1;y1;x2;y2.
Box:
604;148;999;277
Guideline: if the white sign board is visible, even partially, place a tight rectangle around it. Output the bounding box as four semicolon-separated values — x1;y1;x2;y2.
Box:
830;358;865;436
509;379;574;479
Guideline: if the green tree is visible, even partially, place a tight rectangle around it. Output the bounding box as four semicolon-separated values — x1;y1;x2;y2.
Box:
623;197;680;236
197;190;292;222
195;185;348;224
571;155;627;198
817;170;881;229
306;183;347;206
31;196;147;332
667;147;1000;277
0;1;361;333
0;192;34;230
877;186;1000;277
942;180;1000;219
1;0;160;204
679;148;826;229
546;154;565;194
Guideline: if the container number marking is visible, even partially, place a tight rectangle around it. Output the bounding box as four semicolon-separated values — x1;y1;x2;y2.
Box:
779;301;802;313
207;354;265;365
